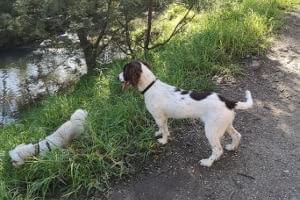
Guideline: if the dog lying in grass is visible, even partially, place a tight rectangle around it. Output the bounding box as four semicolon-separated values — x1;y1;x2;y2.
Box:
118;60;253;167
9;109;87;167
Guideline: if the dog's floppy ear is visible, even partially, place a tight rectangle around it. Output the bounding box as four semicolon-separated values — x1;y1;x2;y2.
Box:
123;61;143;87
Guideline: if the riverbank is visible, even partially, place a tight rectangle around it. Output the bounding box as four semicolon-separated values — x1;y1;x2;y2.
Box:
1;0;299;199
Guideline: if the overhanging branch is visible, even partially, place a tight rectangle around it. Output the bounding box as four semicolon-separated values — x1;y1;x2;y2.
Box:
148;5;195;50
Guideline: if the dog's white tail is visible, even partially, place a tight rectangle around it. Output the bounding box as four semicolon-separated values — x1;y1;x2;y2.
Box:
235;90;253;110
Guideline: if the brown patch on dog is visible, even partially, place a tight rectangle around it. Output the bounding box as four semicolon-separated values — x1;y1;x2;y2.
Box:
218;95;237;110
123;61;143;87
190;91;212;101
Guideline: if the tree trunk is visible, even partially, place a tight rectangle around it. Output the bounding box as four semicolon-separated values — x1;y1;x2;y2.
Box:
77;29;96;72
144;0;153;55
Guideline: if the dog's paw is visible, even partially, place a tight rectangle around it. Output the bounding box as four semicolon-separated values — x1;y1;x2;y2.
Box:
155;131;162;137
225;144;236;151
199;159;213;167
157;138;168;145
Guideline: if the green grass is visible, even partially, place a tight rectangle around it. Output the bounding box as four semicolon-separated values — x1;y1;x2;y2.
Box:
0;0;298;199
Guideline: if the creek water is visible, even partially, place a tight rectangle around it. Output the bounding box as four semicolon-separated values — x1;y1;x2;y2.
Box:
0;32;126;125
0;46;87;125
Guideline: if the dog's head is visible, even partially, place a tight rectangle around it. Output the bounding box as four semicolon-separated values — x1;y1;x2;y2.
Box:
70;109;88;138
118;60;155;91
70;109;88;122
9;143;35;167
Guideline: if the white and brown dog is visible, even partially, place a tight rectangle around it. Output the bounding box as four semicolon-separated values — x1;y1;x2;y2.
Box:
118;60;253;167
9;109;87;167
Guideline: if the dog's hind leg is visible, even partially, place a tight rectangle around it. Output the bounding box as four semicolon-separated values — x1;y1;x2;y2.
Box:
200;123;225;167
154;116;170;145
225;124;241;151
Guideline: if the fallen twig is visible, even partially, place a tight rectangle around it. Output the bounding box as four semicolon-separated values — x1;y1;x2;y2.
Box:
228;190;235;200
237;172;255;180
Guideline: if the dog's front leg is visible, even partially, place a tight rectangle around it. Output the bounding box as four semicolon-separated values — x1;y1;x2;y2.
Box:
154;116;169;145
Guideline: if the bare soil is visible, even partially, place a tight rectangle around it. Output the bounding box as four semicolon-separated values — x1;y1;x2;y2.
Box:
108;10;300;200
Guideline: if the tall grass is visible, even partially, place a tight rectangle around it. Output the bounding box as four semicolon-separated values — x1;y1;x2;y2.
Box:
0;68;157;198
0;0;298;199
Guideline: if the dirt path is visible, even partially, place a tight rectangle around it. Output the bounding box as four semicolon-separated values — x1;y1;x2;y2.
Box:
108;10;300;200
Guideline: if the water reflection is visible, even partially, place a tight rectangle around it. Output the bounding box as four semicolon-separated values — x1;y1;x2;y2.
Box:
0;47;87;125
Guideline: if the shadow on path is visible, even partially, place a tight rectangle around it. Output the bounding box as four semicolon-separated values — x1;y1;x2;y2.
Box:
108;10;300;200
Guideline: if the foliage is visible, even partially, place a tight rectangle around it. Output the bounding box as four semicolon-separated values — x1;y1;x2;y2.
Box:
0;0;207;69
0;0;69;48
0;0;299;199
116;0;204;56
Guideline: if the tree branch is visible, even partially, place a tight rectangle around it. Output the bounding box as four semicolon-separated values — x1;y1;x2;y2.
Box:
148;5;195;50
116;14;134;55
94;0;113;52
115;42;133;56
144;0;153;51
124;11;134;55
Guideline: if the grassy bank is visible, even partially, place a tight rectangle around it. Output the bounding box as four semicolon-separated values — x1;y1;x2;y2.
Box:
0;0;298;199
